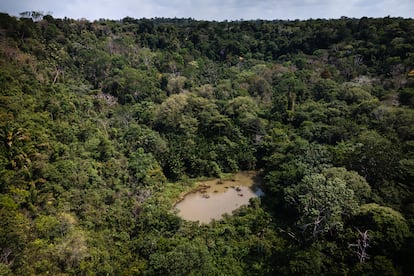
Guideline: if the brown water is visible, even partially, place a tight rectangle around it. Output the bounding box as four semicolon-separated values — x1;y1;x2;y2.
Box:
175;171;264;223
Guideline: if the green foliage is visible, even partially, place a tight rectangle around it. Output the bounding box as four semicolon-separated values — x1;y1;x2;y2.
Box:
323;167;371;204
147;241;215;276
350;255;399;276
128;148;166;186
0;195;30;266
344;130;401;187
287;247;324;275
285;173;358;238
34;215;61;239
353;203;410;256
0;13;413;275
399;88;414;107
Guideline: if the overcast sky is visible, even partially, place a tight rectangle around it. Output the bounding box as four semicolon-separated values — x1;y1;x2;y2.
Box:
0;0;413;21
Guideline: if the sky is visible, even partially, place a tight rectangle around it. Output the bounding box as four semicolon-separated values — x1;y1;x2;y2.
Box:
0;0;412;21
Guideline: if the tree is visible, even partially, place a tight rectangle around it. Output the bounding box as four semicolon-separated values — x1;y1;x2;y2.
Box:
287;247;324;275
147;242;215;276
128;148;166;187
352;203;410;257
348;229;370;263
225;96;264;136
399;88;414;107
312;78;339;101
344;130;401;187
285;173;358;238
274;72;305;120
0;195;30;267
155;94;198;134
322;167;371;204
338;84;373;104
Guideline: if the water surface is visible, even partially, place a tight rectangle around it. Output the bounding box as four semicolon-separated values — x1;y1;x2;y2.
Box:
175;171;263;223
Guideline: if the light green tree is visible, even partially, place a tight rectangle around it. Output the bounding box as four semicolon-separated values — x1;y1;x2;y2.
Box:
285;173;358;238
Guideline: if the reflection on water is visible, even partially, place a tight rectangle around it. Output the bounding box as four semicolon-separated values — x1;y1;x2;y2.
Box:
175;171;263;223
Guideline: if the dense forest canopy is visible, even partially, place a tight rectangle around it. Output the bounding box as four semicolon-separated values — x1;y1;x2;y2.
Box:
0;11;414;275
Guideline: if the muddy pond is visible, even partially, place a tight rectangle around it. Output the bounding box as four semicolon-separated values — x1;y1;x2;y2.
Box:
175;171;264;223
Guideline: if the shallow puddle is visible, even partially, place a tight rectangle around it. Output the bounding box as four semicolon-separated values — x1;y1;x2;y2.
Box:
175;171;264;223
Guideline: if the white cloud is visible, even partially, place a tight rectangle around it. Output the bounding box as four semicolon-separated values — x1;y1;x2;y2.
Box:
0;0;412;20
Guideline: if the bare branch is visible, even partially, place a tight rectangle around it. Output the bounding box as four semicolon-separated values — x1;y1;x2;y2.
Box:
349;229;370;263
0;248;14;266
